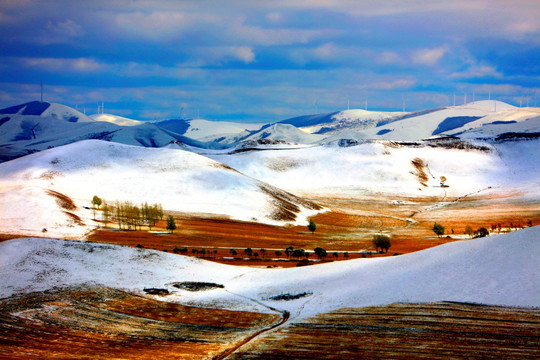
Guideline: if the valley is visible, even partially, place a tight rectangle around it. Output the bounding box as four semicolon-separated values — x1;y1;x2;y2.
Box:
1;99;539;359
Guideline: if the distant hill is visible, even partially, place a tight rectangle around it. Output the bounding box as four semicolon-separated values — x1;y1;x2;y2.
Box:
238;123;324;144
154;118;265;144
278;109;404;135
0;101;213;162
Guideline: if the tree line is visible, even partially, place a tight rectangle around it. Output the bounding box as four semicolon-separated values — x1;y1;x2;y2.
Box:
92;195;164;231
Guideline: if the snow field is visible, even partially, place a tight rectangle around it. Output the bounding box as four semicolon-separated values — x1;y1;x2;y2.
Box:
0;140;321;238
1;226;538;319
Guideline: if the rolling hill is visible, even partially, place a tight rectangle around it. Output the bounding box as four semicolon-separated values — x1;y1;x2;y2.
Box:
0;140;322;238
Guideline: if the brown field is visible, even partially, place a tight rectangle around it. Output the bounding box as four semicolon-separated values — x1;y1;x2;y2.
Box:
82;192;540;268
229;302;540;359
1;192;539;358
0;286;281;360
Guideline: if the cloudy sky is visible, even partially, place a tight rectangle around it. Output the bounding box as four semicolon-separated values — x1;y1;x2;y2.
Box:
1;0;539;122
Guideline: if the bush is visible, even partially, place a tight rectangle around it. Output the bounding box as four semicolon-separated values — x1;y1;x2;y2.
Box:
474;227;489;238
166;215;176;233
432;222;445;237
314;247;327;260
308;219;316;234
372;234;391;253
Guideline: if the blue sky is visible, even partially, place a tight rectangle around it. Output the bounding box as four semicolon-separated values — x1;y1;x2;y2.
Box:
1;0;539;122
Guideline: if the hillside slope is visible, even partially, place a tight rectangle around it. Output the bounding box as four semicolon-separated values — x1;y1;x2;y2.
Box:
0;140;322;238
1;226;538;316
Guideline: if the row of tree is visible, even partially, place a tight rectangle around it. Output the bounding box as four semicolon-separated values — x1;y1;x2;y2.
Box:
226;246;349;260
92;195;165;231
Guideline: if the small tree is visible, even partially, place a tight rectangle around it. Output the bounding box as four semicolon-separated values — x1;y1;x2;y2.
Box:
166;215;176;234
474;227;489;238
465;225;473;238
92;195;102;209
432;222;445;238
91;195;102;220
285;246;293;258
230;249;237;257
292;249;305;260
308;219;316;234
440;176;447;187
157;204;164;221
275;250;283;257
372;234;391;253
314;247;327;260
102;202;111;227
244;248;253;257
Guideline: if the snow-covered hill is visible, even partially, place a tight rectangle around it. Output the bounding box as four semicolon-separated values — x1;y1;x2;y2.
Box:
360;101;516;141
0;101;220;162
209;137;540;201
155;118;265;144
1;226;538;316
239;123;324;144
279;109;404;135
0;101;95;123
0;140;322;238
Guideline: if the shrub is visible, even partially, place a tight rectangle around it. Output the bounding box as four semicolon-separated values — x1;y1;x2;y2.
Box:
308;219;316;234
372;234;391;253
432;222;445;237
474;227;489;238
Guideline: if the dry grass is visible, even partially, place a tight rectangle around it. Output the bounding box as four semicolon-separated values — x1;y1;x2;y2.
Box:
230;302;540;359
411;157;429;187
0;286;280;360
86;190;540;268
47;189;77;211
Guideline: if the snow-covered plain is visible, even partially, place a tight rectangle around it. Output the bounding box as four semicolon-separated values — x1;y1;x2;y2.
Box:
0;140;320;238
1;226;538;318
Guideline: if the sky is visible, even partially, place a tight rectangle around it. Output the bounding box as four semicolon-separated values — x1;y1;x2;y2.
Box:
1;0;539;122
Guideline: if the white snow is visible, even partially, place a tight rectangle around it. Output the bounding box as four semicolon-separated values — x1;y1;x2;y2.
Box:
182;119;265;143
0;140;321;238
90;113;144;126
241;123;324;144
208;140;516;198
41;102;96;123
301;109;404;134
360;101;516;141
1;226;538;317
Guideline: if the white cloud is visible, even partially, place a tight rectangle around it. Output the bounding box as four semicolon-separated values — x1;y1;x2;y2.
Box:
46;19;82;37
233;46;256;63
266;12;283;22
115;11;220;40
372;78;417;90
412;47;447;66
313;43;340;58
449;65;502;79
376;51;404;65
19;57;104;72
